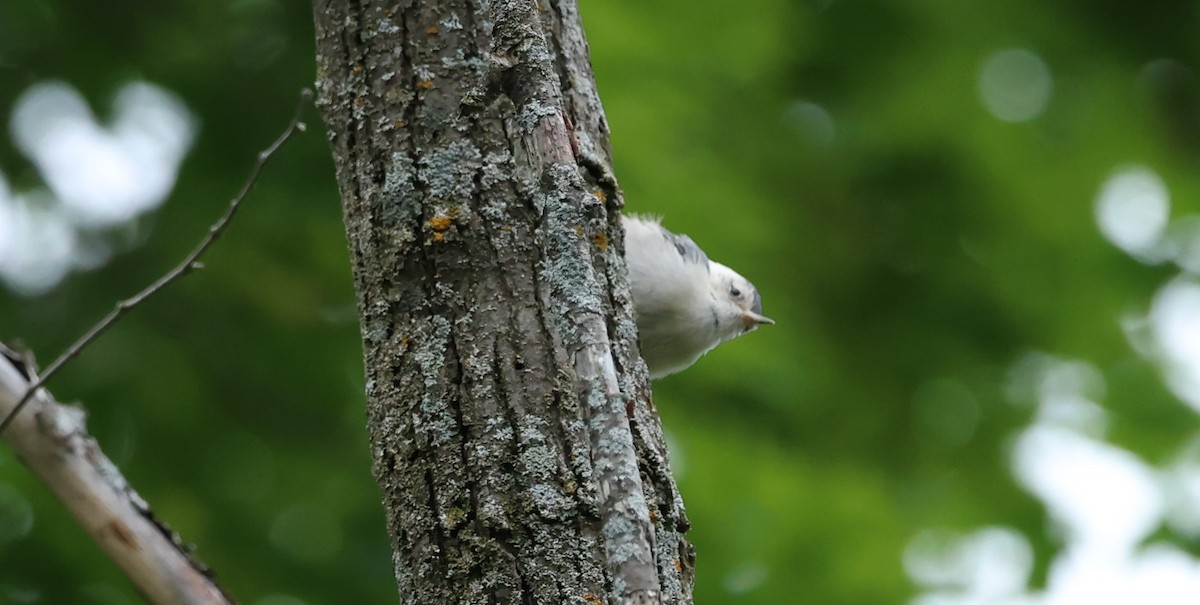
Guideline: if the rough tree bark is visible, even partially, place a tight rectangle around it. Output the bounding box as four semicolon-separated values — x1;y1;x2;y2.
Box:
312;1;694;603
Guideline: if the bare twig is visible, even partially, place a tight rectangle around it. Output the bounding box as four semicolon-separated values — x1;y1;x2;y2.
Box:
0;87;313;434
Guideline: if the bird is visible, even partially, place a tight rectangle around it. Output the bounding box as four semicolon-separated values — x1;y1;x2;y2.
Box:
622;214;774;379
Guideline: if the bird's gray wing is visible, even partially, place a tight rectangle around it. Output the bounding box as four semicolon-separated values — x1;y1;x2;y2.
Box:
663;230;709;269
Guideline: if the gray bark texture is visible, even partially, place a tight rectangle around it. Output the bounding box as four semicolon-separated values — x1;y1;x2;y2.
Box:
311;1;695;604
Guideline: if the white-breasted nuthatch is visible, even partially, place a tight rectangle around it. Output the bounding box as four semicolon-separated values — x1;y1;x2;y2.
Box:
623;214;774;379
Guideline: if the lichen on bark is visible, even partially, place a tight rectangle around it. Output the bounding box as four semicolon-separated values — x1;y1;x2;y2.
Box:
313;0;694;602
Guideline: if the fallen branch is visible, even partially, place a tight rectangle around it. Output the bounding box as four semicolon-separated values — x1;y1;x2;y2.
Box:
0;88;312;604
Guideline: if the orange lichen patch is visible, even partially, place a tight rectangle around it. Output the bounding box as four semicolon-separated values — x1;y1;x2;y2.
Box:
429;215;454;243
416;80;434;89
593;231;608;252
593;189;606;203
393;120;407;129
351;63;364;74
674;559;683;573
500;225;512;231
582;595;604;605
648;508;659;523
426;25;439;35
354;97;367;107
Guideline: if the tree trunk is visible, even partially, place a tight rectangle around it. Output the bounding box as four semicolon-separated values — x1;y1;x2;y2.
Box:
311;1;695;603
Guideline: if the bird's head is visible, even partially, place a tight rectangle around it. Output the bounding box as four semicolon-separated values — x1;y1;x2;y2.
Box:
708;261;774;342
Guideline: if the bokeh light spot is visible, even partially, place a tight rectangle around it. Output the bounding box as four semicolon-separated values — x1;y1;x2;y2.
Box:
722;561;769;595
978;49;1054;123
0;80;195;295
784;100;835;147
1163;216;1200;274
1013;426;1161;551
1095;166;1170;261
11;81;194;227
905;527;1032;599
0;183;78;296
0;484;34;544
0;583;41;604
1163;437;1200;538
1150;278;1200;412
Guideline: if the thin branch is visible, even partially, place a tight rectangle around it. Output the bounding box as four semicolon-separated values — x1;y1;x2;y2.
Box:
0;344;235;604
0;87;313;435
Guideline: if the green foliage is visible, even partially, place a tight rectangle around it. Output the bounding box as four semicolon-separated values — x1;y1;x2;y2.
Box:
1;0;1198;603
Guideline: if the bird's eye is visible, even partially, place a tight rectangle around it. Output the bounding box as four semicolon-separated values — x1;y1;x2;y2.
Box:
730;286;742;298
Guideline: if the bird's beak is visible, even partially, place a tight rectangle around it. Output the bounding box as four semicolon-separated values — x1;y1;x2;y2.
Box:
742;311;775;330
